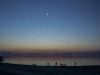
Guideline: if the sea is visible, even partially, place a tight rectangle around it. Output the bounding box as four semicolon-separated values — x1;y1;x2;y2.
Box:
4;57;100;66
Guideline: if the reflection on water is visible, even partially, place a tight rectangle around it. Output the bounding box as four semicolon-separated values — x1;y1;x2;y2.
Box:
4;57;100;66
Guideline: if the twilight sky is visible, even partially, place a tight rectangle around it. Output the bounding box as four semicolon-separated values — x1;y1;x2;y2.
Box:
0;0;100;52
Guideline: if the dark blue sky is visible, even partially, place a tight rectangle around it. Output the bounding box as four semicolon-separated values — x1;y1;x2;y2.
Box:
0;0;100;51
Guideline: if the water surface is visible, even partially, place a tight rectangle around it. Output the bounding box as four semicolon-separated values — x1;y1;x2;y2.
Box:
4;57;100;66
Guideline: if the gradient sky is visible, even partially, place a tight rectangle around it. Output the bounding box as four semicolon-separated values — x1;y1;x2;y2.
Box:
0;0;100;52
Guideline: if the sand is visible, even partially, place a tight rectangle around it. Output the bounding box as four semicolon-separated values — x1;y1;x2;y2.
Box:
0;63;100;75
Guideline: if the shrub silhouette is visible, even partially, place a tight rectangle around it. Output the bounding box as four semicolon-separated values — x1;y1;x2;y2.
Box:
0;56;4;62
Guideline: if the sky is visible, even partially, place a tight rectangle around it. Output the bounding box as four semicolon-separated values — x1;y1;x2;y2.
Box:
0;0;100;52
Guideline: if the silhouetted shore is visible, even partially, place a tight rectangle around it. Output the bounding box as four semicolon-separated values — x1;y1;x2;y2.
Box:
0;63;100;75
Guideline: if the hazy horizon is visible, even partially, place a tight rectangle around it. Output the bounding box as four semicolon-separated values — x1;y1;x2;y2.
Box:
0;49;100;58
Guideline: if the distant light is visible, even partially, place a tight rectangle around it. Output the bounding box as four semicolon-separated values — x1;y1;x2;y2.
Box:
47;14;48;15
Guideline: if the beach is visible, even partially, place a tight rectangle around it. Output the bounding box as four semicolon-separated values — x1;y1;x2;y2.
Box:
0;63;100;75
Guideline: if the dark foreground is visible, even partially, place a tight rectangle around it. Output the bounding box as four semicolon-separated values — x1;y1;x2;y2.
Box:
0;63;100;75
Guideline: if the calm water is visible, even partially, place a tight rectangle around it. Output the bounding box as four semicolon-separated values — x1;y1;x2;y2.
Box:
4;57;100;66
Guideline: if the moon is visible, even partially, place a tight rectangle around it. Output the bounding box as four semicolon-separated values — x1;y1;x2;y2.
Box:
47;14;48;15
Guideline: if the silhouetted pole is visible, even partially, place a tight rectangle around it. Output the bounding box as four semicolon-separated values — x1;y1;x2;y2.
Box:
60;63;61;66
75;62;76;66
47;63;49;66
55;62;57;66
